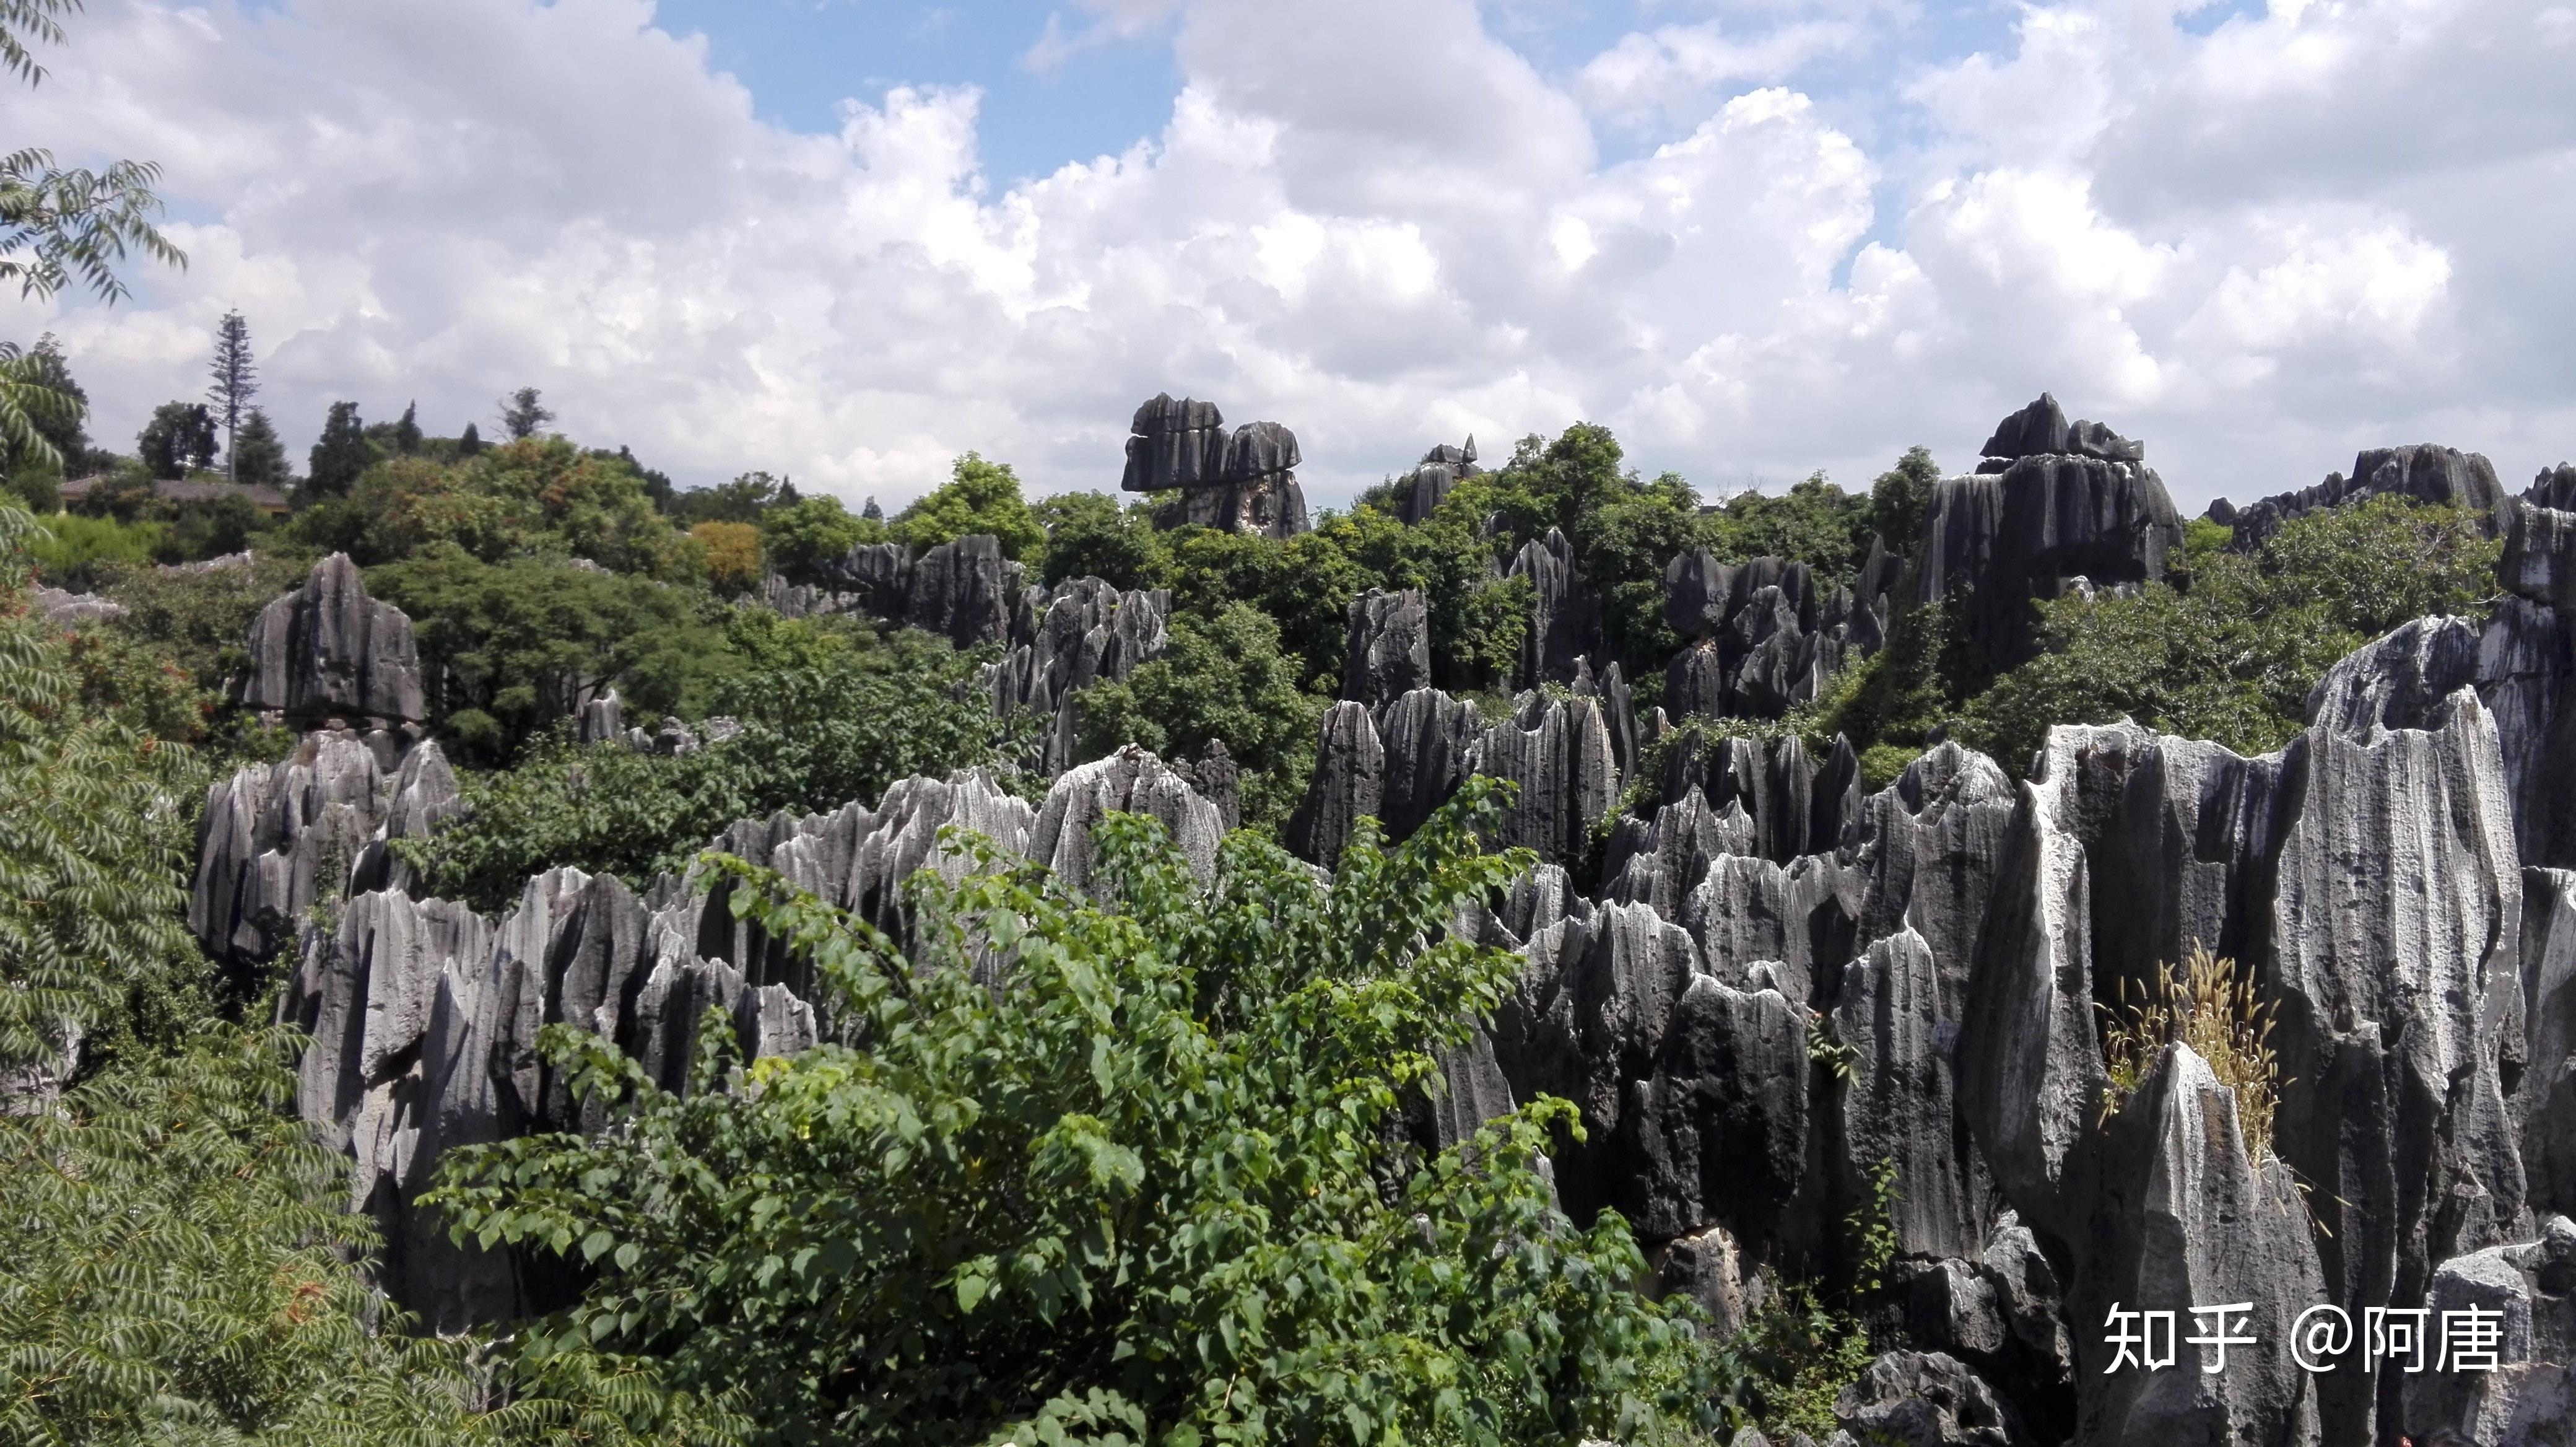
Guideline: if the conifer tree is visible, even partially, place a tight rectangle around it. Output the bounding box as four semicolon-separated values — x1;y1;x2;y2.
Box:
303;400;368;501
230;406;288;488
392;398;422;454
206;309;255;482
499;385;552;440
459;420;483;457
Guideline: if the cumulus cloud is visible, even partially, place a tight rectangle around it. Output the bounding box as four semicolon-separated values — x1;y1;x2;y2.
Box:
3;0;2570;512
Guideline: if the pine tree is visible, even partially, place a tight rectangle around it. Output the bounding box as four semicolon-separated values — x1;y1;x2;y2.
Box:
498;385;553;440
206;310;256;483
459;420;483;457
303;400;370;501
392;399;422;454
230;406;289;489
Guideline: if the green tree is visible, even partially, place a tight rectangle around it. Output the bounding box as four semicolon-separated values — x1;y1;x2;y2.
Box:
433;782;1720;1445
459;419;484;457
468;436;695;578
206;308;255;481
500;385;554;440
1037;491;1170;591
0;501;202;1082
1959;496;2503;772
230;404;290;488
670;470;796;526
396;615;1023;908
136;399;215;479
303;400;371;501
391;398;423;454
0;333;82;509
367;545;739;758
1867;445;1941;556
1704;471;1876;581
760;493;878;585
1078;601;1326;833
893;452;1045;562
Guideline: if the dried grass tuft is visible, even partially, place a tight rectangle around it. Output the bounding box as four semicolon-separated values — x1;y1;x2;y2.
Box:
2099;943;2286;1164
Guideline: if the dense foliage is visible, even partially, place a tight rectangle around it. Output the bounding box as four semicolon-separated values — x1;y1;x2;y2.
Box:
396;614;1024;909
437;785;1721;1446
1077;602;1325;831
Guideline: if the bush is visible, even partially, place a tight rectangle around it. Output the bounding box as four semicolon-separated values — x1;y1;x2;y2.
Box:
1037;491;1169;592
25;510;162;589
1958;495;2500;771
690;520;763;597
762;494;880;585
1077;602;1326;834
893;453;1045;563
395;617;1024;909
434;783;1723;1445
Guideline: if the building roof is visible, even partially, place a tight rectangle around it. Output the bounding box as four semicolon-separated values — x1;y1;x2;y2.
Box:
58;474;292;512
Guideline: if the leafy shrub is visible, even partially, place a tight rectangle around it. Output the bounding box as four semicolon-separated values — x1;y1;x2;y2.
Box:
396;618;1024;909
894;453;1045;562
435;783;1723;1446
25;510;161;589
1077;602;1325;834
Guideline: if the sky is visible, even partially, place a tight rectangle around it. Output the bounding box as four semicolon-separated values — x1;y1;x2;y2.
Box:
4;0;2572;514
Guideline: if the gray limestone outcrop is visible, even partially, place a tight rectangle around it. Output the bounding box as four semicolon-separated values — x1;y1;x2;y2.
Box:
1478;691;1621;867
1340;588;1432;708
1396;437;1478;525
984;576;1170;773
1920;404;2182;672
1378;686;1484;841
240;553;426;725
1121;394;1310;538
2216;442;2513;549
1286;701;1385;868
190;726;459;974
1660;552;1890;719
905;533;1024;648
29;585;124;623
1834;1350;2022;1447
1509;528;1598;688
1978;392;2142;467
1033;746;1224;896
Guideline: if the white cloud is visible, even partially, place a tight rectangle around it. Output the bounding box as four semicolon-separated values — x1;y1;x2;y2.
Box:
3;0;2572;515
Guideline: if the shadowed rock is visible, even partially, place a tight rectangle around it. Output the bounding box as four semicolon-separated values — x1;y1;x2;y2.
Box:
1509;528;1598;688
1341;588;1431;708
240;553;425;724
1286;701;1384;868
985;577;1170;773
905;534;1024;648
2217;442;2512;549
1397;437;1478;524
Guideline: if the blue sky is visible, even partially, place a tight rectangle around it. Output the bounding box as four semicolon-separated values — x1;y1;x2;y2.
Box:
9;0;2572;510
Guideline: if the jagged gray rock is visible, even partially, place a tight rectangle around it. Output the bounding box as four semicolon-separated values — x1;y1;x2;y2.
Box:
1477;691;1618;866
1033;745;1224;895
189;727;458;973
905;534;1023;648
1396;437;1477;525
1340;588;1431;708
1601;786;1755;920
1978;392;2143;466
240;553;426;724
1508;528;1597;688
2217;442;2512;549
575;689;622;745
1378;687;1484;842
1653;1220;1766;1339
2524;868;2576;1218
1123;395;1309;538
985;576;1170;772
1835;1350;2020;1447
1834;928;1981;1259
1919;448;2182;672
1286;701;1384;868
29;584;124;623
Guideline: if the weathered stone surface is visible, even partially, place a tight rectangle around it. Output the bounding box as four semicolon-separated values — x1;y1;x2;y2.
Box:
1681;851;1863;1008
2221;442;2513;549
1378;686;1483;841
2504;496;2576;612
1834;1350;2020;1447
575;688;623;745
1978;392;2144;468
1602;786;1755;920
240;553;426;724
1653;1220;1766;1339
29;584;124;623
2063;1045;2326;1447
1286;701;1384;868
1654;730;1852;864
1919;452;2182;672
1124;395;1309;538
189;727;456;973
828;540;914;616
986;576;1170;772
2525;868;2576;1218
1509;528;1598;688
1341;588;1431;707
1397;437;1478;525
2481;594;2576;870
1834;929;1981;1259
1033;745;1224;895
1120;393;1227;492
1478;691;1619;866
904;534;1024;648
1660;552;1871;721
1174;739;1241;834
